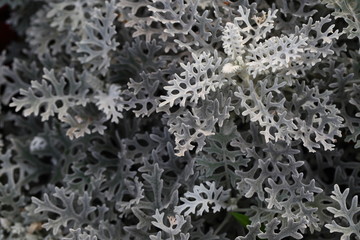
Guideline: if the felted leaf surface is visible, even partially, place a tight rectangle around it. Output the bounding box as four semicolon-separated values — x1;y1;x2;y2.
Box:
77;0;119;76
10;68;91;122
174;181;230;216
325;184;360;240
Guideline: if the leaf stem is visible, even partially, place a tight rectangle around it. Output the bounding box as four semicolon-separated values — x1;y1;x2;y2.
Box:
214;213;232;235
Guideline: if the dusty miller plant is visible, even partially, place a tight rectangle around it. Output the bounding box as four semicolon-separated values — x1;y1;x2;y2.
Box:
0;0;360;239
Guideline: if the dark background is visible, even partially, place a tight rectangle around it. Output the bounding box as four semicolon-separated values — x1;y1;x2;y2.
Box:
0;5;17;51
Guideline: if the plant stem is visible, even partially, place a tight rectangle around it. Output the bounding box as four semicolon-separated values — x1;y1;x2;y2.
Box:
214;213;232;235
